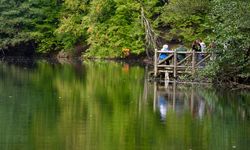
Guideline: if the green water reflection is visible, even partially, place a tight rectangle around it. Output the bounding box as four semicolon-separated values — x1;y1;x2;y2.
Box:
0;59;249;150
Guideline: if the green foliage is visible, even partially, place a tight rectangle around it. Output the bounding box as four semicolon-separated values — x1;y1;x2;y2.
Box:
27;1;63;53
0;0;163;57
203;0;250;82
0;0;62;53
157;0;212;43
0;1;33;49
55;0;89;51
83;0;145;58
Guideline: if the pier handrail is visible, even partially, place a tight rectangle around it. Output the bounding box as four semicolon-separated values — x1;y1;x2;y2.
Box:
157;50;211;54
154;49;213;79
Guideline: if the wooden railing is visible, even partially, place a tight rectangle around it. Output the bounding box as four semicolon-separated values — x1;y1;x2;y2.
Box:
154;49;213;79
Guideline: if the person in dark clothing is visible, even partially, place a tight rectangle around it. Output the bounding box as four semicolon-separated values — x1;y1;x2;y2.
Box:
176;43;188;62
192;40;201;52
192;39;203;64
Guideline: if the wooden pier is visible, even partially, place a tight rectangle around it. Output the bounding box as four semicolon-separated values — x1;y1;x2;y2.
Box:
153;49;213;80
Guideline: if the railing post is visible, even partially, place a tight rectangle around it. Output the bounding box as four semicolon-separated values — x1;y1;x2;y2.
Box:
192;50;196;75
154;49;158;77
173;50;177;78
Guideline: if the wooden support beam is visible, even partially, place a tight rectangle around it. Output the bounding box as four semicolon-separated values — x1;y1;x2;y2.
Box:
157;65;174;68
158;54;174;65
165;71;169;80
154;49;157;77
177;54;192;65
173;50;177;78
196;54;211;66
192;50;196;75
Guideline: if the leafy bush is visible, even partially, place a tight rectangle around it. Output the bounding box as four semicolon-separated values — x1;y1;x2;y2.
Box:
203;0;250;83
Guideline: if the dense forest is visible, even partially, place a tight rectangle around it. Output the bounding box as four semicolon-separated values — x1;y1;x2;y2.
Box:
0;0;249;83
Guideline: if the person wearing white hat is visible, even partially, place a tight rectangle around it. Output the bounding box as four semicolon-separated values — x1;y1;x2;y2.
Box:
159;44;170;64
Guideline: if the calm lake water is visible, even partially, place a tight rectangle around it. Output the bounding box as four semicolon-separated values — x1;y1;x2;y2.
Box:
0;58;249;150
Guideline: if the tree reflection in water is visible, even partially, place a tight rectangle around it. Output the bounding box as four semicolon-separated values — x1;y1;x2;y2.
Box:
0;60;249;150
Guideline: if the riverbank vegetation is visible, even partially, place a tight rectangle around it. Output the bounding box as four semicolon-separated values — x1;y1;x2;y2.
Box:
0;0;249;84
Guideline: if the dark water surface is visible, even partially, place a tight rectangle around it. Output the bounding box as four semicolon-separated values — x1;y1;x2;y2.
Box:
0;58;249;150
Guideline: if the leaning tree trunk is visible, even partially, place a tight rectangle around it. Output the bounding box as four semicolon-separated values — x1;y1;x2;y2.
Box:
141;7;159;58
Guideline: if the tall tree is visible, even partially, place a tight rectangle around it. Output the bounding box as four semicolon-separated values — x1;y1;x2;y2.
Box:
81;0;143;58
204;0;250;83
0;0;62;55
55;0;90;51
81;0;163;58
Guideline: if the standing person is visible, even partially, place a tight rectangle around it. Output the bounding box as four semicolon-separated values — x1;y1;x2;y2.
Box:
198;39;206;66
198;39;206;52
192;39;203;64
192;40;201;52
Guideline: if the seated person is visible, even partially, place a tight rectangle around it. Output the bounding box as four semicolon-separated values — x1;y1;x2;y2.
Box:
159;44;170;64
